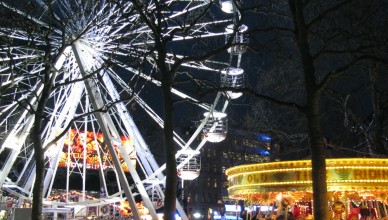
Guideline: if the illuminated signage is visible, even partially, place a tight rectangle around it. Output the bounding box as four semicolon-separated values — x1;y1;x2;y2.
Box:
226;159;388;201
57;129;136;172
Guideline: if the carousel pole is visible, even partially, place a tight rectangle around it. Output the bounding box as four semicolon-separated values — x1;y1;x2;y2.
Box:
375;200;381;219
181;179;184;203
340;193;347;220
235;200;238;220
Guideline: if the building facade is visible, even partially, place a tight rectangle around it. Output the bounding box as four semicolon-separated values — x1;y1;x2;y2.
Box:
181;129;272;219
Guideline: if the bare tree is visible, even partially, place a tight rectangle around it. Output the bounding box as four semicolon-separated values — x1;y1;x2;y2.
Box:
0;2;69;218
0;1;134;219
124;1;245;219
234;1;388;219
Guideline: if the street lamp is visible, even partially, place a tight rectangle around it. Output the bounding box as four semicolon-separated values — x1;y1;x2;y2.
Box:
193;212;202;219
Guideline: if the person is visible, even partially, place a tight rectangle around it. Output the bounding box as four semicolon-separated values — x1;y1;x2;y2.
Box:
241;210;251;220
305;213;314;219
251;212;258;220
292;205;301;218
276;213;295;220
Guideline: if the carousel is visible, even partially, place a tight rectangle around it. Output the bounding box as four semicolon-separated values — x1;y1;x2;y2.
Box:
225;158;388;220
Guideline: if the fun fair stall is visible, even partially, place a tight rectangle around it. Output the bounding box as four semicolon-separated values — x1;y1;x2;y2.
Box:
225;158;388;219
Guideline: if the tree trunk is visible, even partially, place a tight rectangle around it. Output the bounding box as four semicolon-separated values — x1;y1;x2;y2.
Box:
162;77;177;220
31;97;48;220
31;49;54;219
369;62;387;155
32;131;45;220
156;34;177;219
289;0;329;219
306;94;329;220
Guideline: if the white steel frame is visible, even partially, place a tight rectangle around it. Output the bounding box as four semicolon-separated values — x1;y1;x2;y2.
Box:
0;0;246;219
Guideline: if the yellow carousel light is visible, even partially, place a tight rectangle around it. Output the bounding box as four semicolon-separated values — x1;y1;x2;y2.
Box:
226;158;388;203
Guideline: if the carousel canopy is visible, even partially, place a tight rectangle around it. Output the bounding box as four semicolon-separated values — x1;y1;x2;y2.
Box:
226;158;388;202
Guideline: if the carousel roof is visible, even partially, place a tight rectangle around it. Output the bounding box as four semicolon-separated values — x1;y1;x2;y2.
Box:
226;158;388;202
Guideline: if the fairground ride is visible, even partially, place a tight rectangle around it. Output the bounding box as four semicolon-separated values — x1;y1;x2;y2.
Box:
0;0;248;219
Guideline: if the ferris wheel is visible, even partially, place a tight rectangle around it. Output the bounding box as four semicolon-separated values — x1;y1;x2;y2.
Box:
0;0;248;219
